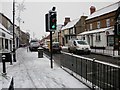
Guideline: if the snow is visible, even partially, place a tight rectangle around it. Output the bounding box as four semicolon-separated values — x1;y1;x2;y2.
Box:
86;2;119;20
62;46;68;49
0;47;89;89
79;27;112;35
61;18;79;30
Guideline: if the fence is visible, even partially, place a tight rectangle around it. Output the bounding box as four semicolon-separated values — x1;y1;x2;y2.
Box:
61;52;120;90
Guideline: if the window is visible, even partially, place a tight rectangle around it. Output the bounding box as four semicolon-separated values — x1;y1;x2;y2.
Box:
106;19;110;27
70;28;75;34
2;38;4;49
73;28;75;34
0;38;2;50
5;39;8;49
90;24;92;30
96;33;101;41
107;36;114;46
97;21;100;29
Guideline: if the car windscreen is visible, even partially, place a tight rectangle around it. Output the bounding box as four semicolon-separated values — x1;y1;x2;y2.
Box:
52;43;59;47
77;41;88;45
31;42;39;45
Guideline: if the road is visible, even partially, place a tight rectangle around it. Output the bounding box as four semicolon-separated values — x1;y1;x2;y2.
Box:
61;49;120;66
44;49;120;66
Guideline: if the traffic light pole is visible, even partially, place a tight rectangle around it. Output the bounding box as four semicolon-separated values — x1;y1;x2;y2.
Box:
46;7;56;69
50;31;53;68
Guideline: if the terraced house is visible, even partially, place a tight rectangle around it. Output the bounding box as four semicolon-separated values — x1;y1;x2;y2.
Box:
61;16;87;46
78;1;120;56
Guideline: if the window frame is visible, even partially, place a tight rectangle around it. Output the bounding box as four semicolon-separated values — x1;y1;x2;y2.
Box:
106;19;110;27
95;33;101;42
97;21;101;29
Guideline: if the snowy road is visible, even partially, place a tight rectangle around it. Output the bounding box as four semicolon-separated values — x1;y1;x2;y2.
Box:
2;48;89;89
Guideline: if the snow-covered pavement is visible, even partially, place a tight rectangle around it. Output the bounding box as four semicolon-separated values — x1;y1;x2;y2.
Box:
1;47;89;89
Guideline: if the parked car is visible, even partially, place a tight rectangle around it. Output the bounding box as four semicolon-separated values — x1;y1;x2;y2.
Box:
52;42;62;53
48;42;62;53
68;39;91;54
42;44;49;50
29;40;40;51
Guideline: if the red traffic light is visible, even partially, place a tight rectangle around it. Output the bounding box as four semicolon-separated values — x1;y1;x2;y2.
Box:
52;19;55;22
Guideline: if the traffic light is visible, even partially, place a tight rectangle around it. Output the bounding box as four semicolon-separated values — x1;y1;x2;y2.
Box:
49;11;57;30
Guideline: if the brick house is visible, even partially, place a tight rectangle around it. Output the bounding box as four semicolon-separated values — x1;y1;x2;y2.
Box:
61;16;87;46
78;2;120;56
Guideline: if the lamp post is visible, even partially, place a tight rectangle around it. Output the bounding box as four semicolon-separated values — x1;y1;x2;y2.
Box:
16;1;25;47
13;0;16;62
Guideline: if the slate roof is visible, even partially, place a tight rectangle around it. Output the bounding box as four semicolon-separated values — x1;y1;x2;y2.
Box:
61;18;79;30
86;1;119;20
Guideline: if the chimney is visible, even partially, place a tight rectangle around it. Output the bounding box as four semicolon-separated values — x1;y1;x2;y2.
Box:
90;6;96;14
64;17;70;26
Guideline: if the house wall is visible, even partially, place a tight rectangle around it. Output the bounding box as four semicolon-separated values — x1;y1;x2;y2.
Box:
84;10;116;49
0;14;13;51
75;16;87;34
86;11;116;31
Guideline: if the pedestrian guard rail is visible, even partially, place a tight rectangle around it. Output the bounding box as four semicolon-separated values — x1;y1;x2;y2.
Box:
61;51;120;90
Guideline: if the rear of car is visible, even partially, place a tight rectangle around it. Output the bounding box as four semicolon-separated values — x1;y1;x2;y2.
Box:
29;41;40;51
52;42;62;53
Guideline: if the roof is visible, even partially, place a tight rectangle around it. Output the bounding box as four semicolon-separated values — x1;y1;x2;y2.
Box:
61;18;79;30
0;13;13;24
0;23;12;39
0;23;10;33
86;1;119;20
80;27;112;35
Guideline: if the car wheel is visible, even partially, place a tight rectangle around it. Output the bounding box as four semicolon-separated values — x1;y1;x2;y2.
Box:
68;48;71;53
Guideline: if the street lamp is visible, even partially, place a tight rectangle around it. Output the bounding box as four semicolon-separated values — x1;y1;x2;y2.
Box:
16;1;25;47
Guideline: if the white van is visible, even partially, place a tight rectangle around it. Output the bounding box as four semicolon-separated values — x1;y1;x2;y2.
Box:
68;39;91;54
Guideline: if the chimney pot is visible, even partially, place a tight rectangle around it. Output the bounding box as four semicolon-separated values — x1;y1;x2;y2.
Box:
90;6;96;14
64;17;70;26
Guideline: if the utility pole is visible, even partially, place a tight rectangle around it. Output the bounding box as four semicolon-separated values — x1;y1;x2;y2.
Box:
13;0;16;62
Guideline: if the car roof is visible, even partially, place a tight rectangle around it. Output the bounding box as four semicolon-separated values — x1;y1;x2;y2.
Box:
53;42;59;44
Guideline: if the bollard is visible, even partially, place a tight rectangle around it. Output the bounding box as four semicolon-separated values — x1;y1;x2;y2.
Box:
2;55;7;75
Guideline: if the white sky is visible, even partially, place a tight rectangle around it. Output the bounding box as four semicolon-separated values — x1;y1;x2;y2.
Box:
0;0;120;40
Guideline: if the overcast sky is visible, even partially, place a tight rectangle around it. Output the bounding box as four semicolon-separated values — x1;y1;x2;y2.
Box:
1;0;120;40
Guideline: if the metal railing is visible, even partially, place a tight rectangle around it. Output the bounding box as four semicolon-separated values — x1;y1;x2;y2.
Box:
61;52;120;90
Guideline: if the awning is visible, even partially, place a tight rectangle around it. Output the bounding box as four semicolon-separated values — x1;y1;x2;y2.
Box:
80;27;113;35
